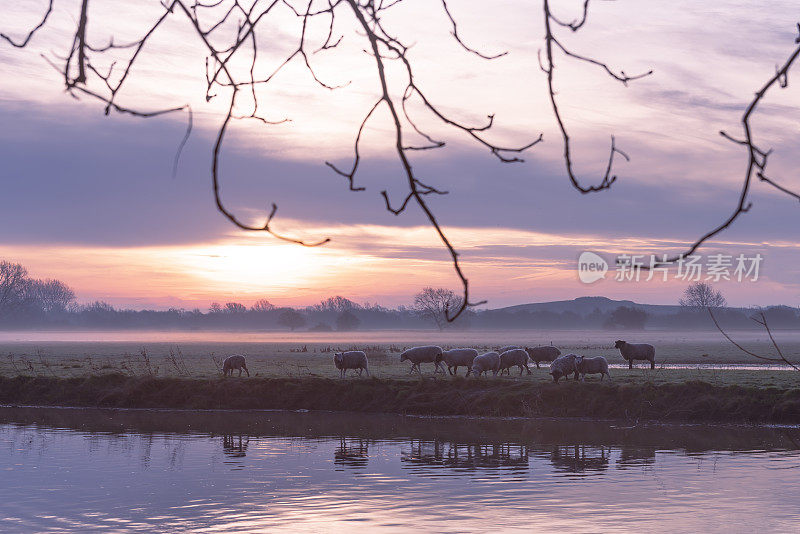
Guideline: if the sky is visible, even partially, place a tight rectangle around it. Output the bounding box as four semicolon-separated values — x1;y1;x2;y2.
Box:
0;0;799;310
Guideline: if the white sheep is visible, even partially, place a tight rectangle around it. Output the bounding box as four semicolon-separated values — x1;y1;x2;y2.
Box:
334;351;370;378
400;345;445;374
549;353;579;383
442;348;479;376
471;351;500;377
524;346;561;369
222;354;249;377
614;340;656;369
575;355;611;381
498;348;531;376
496;346;520;375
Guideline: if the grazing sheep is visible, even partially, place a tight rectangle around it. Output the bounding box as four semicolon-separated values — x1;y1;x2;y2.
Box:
496;346;520;375
575;355;611;381
499;348;532;376
442;348;479;376
524;346;562;369
400;345;445;375
222;354;249;377
471;351;501;377
333;351;370;378
549;354;579;383
614;340;656;369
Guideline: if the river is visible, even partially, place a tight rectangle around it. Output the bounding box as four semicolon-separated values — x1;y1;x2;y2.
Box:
0;407;797;532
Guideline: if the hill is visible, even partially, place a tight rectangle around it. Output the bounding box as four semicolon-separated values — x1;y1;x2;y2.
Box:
496;296;699;316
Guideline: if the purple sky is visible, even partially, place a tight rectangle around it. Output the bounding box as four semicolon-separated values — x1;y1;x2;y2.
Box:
0;0;798;309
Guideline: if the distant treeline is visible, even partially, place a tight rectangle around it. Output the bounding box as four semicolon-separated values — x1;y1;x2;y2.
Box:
1;261;798;331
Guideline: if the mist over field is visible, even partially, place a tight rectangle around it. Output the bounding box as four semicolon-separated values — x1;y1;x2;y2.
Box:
2;293;798;332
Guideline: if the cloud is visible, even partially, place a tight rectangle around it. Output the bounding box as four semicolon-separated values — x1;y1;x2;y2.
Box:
0;100;798;252
1;0;799;309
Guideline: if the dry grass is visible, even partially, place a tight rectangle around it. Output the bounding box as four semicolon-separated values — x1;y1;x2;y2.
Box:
0;374;797;424
0;332;796;389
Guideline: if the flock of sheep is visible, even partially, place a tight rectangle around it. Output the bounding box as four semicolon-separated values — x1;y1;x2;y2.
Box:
222;340;656;383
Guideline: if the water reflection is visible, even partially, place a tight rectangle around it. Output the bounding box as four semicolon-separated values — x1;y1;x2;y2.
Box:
334;437;369;469
0;407;798;532
617;446;657;469
402;440;530;473
549;445;610;474
222;435;249;458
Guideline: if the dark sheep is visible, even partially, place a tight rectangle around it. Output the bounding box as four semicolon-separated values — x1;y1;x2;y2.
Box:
615;340;656;369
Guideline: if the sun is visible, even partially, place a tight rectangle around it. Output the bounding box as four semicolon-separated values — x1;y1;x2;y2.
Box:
178;240;337;295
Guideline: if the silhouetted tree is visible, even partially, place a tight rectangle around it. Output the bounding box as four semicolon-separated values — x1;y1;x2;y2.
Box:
604;306;647;330
413;287;462;330
679;282;727;310
0;261;29;315
251;299;276;312
209;302;223;314
277;309;306;331
314;296;359;313
224;302;247;314
336;310;361;331
24;278;76;314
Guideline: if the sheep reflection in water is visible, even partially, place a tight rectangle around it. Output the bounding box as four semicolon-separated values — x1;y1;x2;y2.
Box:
549;445;610;474
334;437;370;469
223;435;249;458
401;440;530;472
616;446;657;468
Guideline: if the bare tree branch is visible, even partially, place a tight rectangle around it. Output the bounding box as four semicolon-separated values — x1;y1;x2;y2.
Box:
440;0;507;60
0;0;53;48
542;0;652;194
655;25;800;264
4;1;798;322
709;308;799;371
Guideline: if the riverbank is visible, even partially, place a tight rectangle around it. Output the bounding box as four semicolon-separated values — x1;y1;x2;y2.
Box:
1;375;798;424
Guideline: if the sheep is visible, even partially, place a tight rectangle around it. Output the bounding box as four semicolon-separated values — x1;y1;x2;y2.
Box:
524;346;561;368
549;353;579;383
471;351;500;377
495;346;520;375
575;355;611;381
442;348;479;376
400;345;445;375
498;348;532;376
333;351;370;378
222;354;249;377
614;340;656;369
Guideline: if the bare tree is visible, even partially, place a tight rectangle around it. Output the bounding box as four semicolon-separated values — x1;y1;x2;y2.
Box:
251;298;276;312
0;261;30;314
2;1;799;321
313;296;359;313
413;287;461;330
24;279;76;313
224;302;247;313
679;282;727;310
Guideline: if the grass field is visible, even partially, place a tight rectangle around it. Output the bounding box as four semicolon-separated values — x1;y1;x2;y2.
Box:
0;329;796;389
